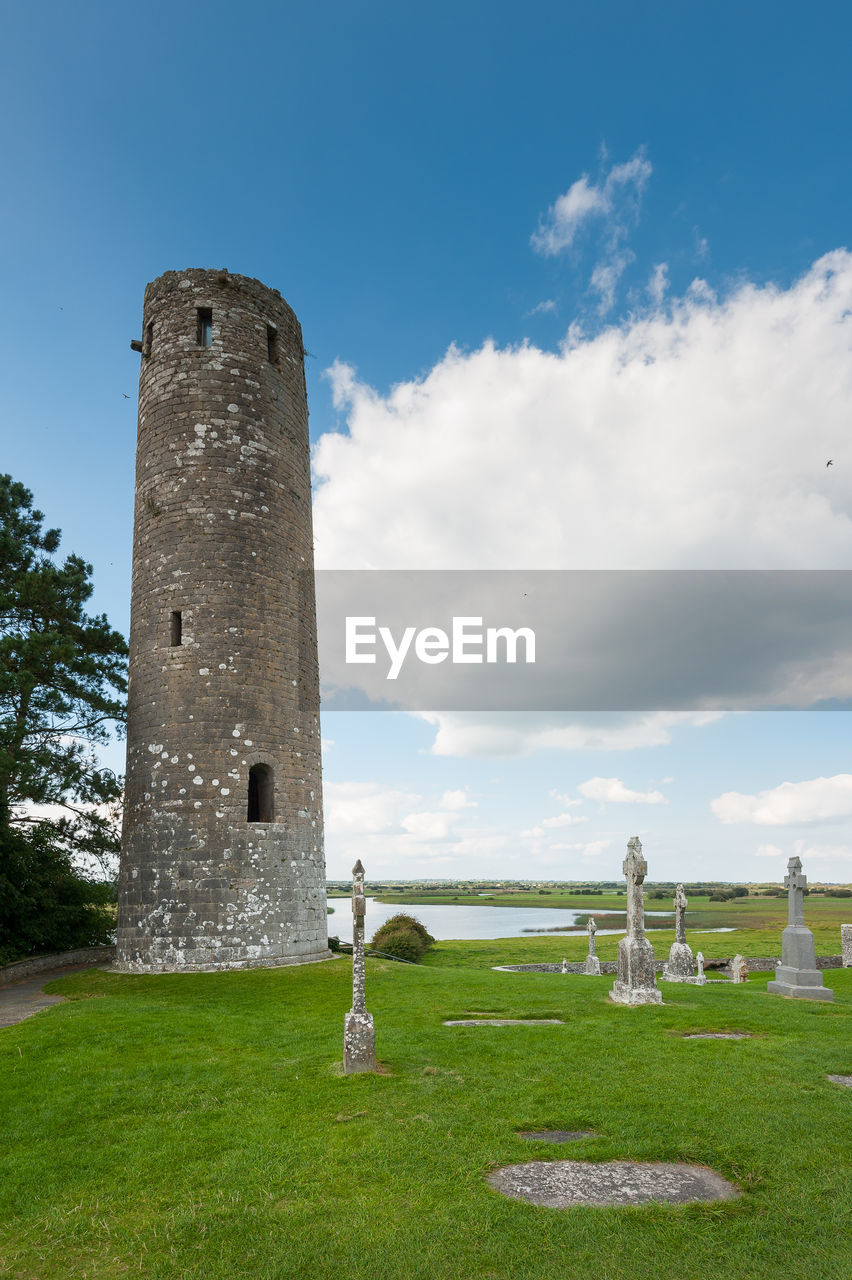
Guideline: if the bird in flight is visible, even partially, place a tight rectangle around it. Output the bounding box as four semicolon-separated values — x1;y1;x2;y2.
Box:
123;393;130;399
826;459;834;467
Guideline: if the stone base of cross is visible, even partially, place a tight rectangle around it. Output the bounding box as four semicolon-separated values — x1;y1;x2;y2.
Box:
611;935;662;1005
662;940;697;983
767;926;834;1002
344;1010;376;1073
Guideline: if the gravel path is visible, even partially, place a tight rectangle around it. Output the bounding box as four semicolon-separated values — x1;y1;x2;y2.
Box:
0;965;94;1028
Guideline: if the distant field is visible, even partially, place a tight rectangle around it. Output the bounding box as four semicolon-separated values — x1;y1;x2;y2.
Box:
367;887;851;944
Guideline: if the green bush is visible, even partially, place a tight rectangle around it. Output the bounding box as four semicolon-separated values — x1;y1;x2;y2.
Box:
0;822;115;965
370;913;435;963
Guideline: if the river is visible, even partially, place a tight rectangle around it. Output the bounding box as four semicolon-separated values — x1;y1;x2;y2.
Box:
326;897;690;944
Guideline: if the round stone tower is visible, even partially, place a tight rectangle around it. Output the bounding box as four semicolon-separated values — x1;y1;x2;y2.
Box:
115;268;328;972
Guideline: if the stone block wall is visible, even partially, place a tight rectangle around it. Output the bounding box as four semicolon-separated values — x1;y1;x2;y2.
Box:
115;270;327;972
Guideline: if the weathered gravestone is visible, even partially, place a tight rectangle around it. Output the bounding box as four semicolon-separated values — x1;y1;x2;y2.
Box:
583;917;601;975
343;860;377;1073
841;924;852;968
610;837;662;1006
730;954;749;983
662;884;696;982
696;952;705;982
767;856;833;1002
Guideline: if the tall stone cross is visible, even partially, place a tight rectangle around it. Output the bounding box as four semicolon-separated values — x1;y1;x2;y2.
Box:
768;853;833;1002
351;860;367;1013
610;835;661;1004
583;914;601;975
785;856;807;928
343;859;376;1073
623;836;648;941
674;884;688;945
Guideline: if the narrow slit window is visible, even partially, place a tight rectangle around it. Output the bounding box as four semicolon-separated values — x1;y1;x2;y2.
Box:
267;324;278;364
197;307;212;347
144;321;154;357
169;610;182;647
247;763;274;823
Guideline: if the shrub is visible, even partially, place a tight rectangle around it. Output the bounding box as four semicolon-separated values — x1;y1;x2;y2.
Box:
0;822;115;965
371;913;435;963
327;935;341;952
708;892;729;902
828;888;852;898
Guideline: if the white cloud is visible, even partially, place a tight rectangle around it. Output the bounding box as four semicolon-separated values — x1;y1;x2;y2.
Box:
531;150;652;257
527;299;558;316
579;839;612;859
401;811;451;839
541;811;590;828
315;253;852;575
648;262;669;305
531;175;610;255
793;839;852;867
711;773;852;825
315;252;852;758
590;250;635;313
521;808;590;838
323;781;421;835
440;788;477;810
578;776;668;805
755;843;784;858
549;791;584;807
414;712;721;758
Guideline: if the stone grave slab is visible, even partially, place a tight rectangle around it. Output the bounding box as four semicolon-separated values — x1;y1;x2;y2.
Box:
443;1018;563;1027
487;1160;739;1208
517;1130;597;1143
683;1031;753;1040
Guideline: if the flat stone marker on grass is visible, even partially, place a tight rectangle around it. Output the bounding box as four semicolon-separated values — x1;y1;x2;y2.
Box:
767;856;833;1003
343;860;377;1074
827;1074;852;1088
683;1031;752;1040
443;1018;563;1027
583;918;601;975
610;837;662;1006
518;1130;596;1143
487;1161;739;1208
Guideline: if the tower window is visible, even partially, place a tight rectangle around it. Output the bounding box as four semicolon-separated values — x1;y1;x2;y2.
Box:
197;308;213;347
267;324;279;365
247;763;274;823
169;610;182;647
144;321;154;357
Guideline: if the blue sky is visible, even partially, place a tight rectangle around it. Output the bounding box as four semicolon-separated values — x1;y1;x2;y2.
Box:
3;1;852;883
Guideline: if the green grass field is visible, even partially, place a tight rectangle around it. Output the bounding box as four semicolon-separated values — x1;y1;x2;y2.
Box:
1;920;851;1280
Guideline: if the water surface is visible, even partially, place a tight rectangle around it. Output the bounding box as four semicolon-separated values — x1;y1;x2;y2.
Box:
327;897;683;944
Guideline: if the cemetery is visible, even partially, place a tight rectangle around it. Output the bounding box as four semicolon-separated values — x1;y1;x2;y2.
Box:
1;847;850;1280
